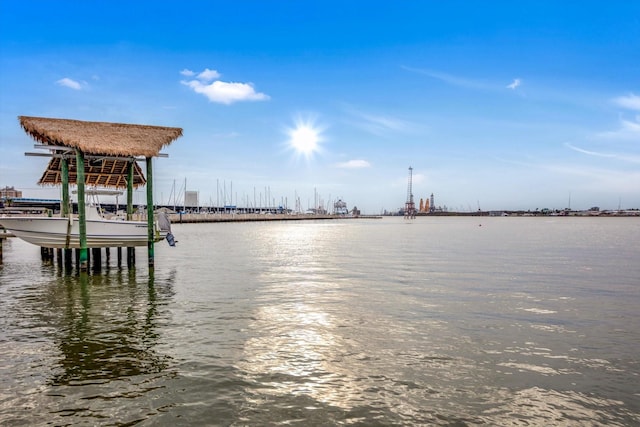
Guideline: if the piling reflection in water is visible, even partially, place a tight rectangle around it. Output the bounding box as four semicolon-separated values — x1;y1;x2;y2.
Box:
0;248;179;425
46;270;176;386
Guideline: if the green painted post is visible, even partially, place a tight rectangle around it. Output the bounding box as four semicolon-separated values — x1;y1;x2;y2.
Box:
127;160;135;268
146;157;154;269
75;149;88;272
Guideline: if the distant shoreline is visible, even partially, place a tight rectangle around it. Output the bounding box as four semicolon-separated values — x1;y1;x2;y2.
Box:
165;211;639;224
167;213;383;224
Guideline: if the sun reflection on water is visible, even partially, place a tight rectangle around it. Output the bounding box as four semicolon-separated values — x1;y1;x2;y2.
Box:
237;223;369;411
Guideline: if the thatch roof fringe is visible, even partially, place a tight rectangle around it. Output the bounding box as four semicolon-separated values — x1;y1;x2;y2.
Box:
19;116;183;158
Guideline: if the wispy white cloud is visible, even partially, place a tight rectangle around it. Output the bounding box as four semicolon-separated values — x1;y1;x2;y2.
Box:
593;93;640;140
613;93;640;110
344;107;414;136
181;68;269;104
401;66;491;90
507;78;521;89
597;117;640;141
358;112;409;132
565;142;640;164
336;159;371;169
197;68;221;82
622;118;640;132
564;142;617;158
56;77;84;90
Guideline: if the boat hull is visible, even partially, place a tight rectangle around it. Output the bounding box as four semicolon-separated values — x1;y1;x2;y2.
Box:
0;217;167;248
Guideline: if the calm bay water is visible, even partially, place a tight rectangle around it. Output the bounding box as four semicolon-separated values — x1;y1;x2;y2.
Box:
0;216;638;426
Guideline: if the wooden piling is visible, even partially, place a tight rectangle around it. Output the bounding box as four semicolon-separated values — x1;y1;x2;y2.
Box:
64;248;73;272
41;247;54;264
126;160;135;268
127;247;135;268
61;157;70;218
92;247;101;272
75;149;88;272
146;157;155;269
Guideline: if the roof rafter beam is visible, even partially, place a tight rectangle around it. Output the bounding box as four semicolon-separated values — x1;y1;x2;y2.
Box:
31;145;169;158
25;152;168;161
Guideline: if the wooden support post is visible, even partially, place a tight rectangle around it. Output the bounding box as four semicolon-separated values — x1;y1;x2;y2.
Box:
117;247;122;267
56;248;63;269
41;247;54;263
127;160;135;268
146;157;155;269
92;247;101;272
127;160;134;220
75;149;88;272
61;157;70;218
64;248;73;272
61;157;73;253
127;247;135;268
105;247;111;267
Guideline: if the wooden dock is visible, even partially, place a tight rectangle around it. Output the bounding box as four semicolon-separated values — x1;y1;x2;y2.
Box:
166;213;371;223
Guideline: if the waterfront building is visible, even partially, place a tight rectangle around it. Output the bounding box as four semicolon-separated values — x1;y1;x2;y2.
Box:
0;186;22;198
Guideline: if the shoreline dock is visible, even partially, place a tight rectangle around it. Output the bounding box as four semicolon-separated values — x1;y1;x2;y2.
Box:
167;213;381;223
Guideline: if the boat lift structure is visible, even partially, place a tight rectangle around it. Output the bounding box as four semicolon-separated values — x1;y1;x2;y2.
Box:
17;116;183;272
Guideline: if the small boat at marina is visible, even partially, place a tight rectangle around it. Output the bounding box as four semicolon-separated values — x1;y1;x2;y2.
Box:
0;206;169;248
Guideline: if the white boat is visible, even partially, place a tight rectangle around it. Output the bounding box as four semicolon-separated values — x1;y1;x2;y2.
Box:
0;207;169;248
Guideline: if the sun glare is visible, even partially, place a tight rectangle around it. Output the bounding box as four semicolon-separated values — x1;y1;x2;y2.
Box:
286;119;323;160
290;125;319;153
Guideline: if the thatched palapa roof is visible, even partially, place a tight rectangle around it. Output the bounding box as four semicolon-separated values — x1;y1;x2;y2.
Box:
20;116;183;157
19;116;183;189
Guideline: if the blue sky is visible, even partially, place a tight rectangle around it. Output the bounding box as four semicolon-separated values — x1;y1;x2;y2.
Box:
1;1;639;213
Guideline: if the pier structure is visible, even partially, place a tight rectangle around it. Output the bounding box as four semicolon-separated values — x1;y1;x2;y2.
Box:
17;116;183;272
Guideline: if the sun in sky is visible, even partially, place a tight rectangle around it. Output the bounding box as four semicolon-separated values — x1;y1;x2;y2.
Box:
285;116;325;162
